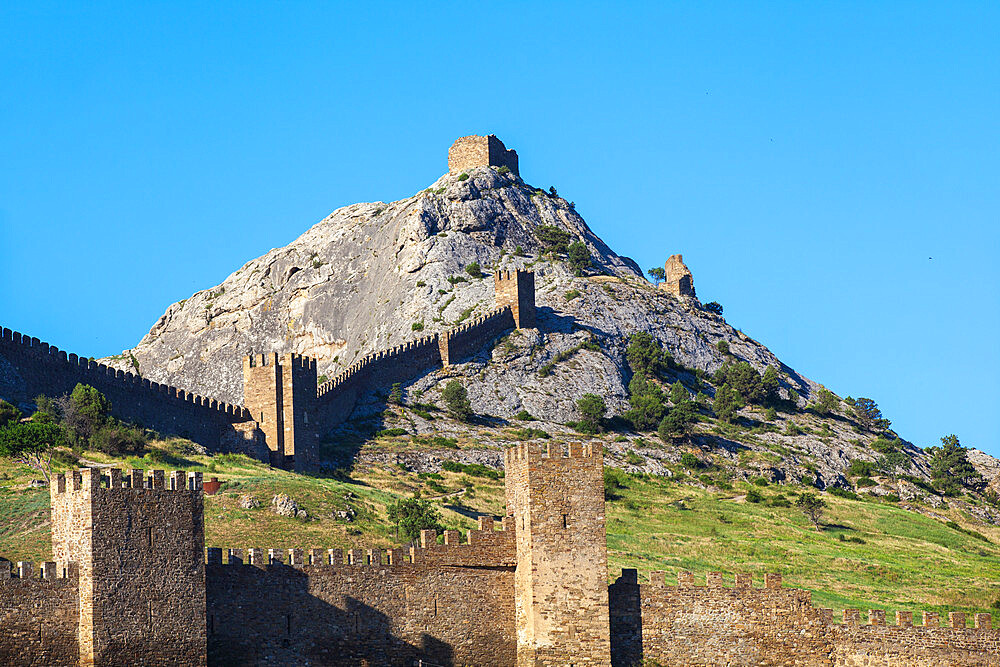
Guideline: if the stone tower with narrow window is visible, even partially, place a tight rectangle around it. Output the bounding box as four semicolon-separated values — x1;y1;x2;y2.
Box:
242;353;317;471
504;442;612;667
50;468;207;666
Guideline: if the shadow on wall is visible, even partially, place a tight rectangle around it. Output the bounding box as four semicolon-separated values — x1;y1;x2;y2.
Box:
208;563;455;666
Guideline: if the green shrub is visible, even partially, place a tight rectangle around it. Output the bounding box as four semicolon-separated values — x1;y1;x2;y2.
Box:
457;173;469;181
388;383;403;405
564;289;581;301
625;451;644;465
752;476;769;487
769;495;791;508
498;165;510;174
704;302;724;315
465;262;482;278
855;476;877;488
412;321;424;331
838;533;866;544
0;400;21;429
847;459;875;477
442;381;473;422
567;241;591;276
535;225;571;254
416;280;426;287
745;488;765;503
576;394;606;433
604;467;629;500
387;498;443;541
680;452;701;470
829;487;860;501
515;410;535;421
716;340;730;355
447;275;467;285
442;460;500;479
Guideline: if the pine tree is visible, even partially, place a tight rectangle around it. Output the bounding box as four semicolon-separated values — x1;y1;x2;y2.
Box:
928;435;982;496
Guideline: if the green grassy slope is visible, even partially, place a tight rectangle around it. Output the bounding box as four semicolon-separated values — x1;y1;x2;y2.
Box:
1;440;997;622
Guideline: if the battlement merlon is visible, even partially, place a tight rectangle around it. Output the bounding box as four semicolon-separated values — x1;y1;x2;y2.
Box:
504;441;604;465
51;468;204;496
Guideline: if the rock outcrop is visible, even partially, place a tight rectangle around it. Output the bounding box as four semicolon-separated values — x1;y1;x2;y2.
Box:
106;167;811;421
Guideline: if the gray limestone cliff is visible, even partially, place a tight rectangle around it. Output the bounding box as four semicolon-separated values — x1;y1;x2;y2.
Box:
106;166;814;421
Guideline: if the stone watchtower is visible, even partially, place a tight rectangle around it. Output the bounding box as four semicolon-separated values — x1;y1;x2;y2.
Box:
50;468;207;666
504;443;612;666
242;353;318;471
660;253;696;298
495;269;536;329
448;134;520;176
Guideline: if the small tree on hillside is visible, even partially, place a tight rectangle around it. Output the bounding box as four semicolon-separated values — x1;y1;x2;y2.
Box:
577;393;606;434
848;397;891;433
388;383;403;405
647;267;665;285
567;241;591;276
626;333;667;378
703;302;724;315
669;381;688;405
64;383;111;446
0;421;67;482
812;388;840;416
761;366;781;406
0;399;21;429
796;492;827;529
387;498;444;542
713;384;743;423
442;381;472;422
928;434;982;496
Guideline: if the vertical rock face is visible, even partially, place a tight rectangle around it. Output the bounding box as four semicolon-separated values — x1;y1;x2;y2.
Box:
660;254;696;298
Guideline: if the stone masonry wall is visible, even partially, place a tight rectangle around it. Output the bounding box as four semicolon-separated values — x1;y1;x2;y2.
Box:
439;306;515;365
0;327;251;450
51;468;207;667
0;561;80;667
608;570;1000;667
205;519;516;666
448;135;520;176
495;269;536;329
506;442;612;667
659;254;695;298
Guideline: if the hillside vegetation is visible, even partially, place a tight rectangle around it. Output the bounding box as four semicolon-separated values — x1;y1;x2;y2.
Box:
2;437;998;622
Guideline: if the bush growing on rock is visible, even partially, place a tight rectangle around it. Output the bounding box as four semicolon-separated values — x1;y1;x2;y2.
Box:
442;381;472;422
626;333;669;378
713;384;743;423
928;434;983;496
576;393;606;434
704;302;724;315
567;241;591;276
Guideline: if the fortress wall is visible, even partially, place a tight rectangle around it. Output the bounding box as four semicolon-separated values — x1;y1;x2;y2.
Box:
313;302;517;431
0;561;80;667
205;520;516;666
830;612;999;666
440;306;515;364
0;328;252;451
608;571;1000;667
51;468;208;666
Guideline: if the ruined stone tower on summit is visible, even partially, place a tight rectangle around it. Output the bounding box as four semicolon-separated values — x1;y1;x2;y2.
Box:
660;253;696;298
449;134;520;176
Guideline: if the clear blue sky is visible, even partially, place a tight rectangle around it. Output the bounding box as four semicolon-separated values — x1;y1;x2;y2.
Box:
1;3;997;455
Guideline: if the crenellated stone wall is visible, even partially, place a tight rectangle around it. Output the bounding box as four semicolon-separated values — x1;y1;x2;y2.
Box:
2;458;999;666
